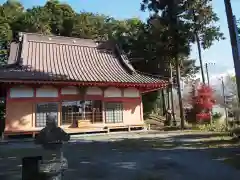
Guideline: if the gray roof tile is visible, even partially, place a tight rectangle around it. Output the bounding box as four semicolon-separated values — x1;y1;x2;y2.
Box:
0;33;167;87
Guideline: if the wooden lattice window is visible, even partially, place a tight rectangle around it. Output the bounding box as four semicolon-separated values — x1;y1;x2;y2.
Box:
61;100;103;125
61;101;84;125
105;102;123;123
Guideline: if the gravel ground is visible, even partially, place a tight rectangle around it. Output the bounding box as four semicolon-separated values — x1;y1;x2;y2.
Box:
0;131;240;180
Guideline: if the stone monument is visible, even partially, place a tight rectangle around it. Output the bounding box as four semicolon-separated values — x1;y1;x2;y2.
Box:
35;113;70;180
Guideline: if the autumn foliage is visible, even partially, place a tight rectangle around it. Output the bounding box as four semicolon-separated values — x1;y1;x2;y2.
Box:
192;84;215;121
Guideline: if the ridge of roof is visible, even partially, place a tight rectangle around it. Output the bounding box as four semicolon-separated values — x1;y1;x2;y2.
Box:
22;32;99;48
21;32;97;42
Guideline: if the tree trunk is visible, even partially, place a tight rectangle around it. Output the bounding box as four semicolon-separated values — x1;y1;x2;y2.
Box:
161;89;166;116
157;90;163;114
169;0;184;128
176;59;185;129
195;32;205;84
170;86;176;126
165;87;172;126
169;62;176;125
167;87;170;110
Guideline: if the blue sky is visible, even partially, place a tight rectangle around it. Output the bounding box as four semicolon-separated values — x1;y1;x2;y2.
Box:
1;0;240;82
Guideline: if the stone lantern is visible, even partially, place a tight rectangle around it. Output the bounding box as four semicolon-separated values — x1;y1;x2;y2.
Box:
35;113;70;180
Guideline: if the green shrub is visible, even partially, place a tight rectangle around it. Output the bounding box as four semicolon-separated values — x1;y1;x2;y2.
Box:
197;122;227;132
212;112;222;120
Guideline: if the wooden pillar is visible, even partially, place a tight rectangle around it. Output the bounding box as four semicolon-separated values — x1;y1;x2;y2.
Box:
100;87;107;124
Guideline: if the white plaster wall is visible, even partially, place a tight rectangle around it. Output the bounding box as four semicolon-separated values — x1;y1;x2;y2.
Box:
86;87;102;95
10;87;34;98
123;88;140;97
104;87;122;97
36;86;58;97
61;86;79;95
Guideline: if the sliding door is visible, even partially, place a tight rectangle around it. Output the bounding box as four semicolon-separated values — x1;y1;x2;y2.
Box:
105;102;123;123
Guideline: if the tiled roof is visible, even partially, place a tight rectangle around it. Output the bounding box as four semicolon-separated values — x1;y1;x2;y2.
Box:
0;33;167;87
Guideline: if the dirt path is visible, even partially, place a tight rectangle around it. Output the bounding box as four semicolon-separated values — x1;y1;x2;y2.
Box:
0;131;240;180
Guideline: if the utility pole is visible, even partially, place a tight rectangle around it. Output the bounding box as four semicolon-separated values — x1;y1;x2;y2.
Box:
205;62;215;86
205;62;215;124
205;63;210;86
224;0;240;105
205;62;211;123
220;77;228;128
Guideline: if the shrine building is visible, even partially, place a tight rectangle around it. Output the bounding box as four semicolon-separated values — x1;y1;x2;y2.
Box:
0;33;168;137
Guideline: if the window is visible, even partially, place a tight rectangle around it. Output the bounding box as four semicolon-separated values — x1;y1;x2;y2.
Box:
61;101;84;126
61;100;102;125
92;100;103;123
10;87;34;98
105;102;123;123
36;103;58;127
61;86;78;95
84;100;102;122
36;87;58;97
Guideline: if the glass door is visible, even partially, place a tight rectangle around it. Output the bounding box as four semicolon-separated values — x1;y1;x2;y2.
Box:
105;102;123;123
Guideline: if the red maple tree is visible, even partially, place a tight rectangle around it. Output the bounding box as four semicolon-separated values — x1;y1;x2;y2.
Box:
192;84;215;121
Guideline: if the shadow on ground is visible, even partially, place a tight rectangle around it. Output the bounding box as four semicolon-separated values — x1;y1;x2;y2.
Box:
0;133;240;180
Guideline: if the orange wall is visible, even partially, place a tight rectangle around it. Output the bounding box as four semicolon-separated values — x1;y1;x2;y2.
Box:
5;101;34;131
123;101;142;125
5;101;62;132
5;86;144;132
5;100;143;131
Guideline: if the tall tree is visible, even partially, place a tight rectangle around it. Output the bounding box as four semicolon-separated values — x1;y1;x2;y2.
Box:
44;0;75;35
141;0;224;81
185;0;224;83
111;16;199;120
141;0;224;126
0;0;24;65
141;0;192;128
15;6;51;34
